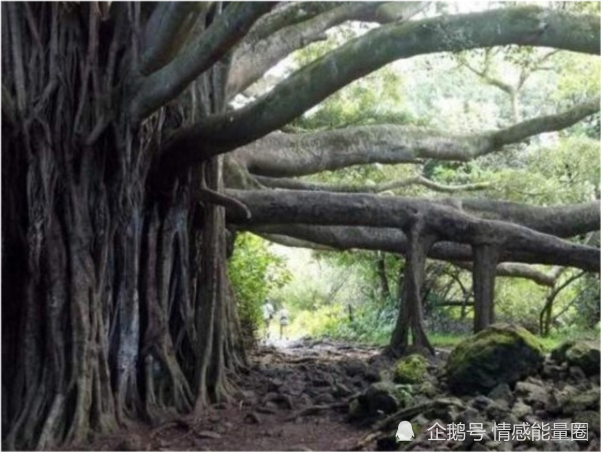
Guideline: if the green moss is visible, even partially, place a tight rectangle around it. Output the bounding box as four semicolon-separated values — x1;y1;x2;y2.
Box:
552;340;601;376
446;323;545;395
393;354;428;384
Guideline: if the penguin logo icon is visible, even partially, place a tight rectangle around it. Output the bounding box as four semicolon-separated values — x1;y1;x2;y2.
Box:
395;421;415;441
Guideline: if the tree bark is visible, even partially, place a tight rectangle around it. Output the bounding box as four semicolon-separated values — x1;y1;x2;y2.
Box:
472;245;500;332
389;224;436;356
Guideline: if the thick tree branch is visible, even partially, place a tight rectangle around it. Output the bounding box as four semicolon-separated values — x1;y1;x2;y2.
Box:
248;224;592;282
234;99;599;177
139;2;208;75
129;2;274;122
457;198;600;238
226;2;427;100
227;189;600;272
161;6;600;174
254;174;491;194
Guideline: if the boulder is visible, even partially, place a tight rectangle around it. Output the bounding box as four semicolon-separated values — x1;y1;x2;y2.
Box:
351;382;400;419
393;354;428;384
514;381;550;408
561;386;600;415
445;324;545;395
551;340;600;377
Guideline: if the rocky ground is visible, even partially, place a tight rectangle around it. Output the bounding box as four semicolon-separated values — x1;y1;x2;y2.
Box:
68;326;600;452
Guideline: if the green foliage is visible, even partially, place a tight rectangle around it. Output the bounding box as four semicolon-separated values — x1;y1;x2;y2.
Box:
228;233;291;338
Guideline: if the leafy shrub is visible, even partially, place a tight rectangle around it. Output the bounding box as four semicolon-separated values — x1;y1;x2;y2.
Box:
228;233;291;342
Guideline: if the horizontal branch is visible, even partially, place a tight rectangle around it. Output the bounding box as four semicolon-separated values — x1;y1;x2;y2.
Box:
248;224;587;283
227;189;600;272
234;99;599;177
254;174;491;194
129;2;274;122
160;6;600;174
457;198;600;238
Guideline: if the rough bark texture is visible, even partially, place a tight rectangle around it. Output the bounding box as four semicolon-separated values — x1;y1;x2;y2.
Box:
389;225;436;356
1;4;247;449
472;245;500;332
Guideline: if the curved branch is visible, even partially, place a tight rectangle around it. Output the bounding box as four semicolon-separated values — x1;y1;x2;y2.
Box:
234;99;599;177
129;2;275;122
226;2;427;100
254;174;491;194
227;189;600;272
139;2;208;75
160;6;600;174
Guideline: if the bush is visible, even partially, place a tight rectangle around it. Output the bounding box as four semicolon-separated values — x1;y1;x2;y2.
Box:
228;233;291;342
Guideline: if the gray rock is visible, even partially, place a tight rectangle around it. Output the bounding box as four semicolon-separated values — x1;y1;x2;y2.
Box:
471;395;495;411
471;443;489;451
561;386;600;415
511;400;532;420
551;340;601;377
540;440;579;451
196;430;222;440
487;383;514;404
495;441;514;452
515;381;550;408
244;411;261;424
568;365;587;380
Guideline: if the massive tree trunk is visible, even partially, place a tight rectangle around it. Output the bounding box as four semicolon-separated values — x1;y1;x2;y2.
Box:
1;4;247;449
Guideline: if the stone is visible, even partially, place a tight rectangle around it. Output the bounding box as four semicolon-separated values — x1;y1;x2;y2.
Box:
244;412;262;424
514;381;550;408
333;382;352;397
419;381;438;398
488;383;514;404
551;340;600;377
486;402;510;421
471;395;494;411
196;430;222;440
495;441;514;452
511;401;532;420
568;366;587;380
393;354;429;384
256;406;277;415
314;392;335;404
360;382;399;415
344;359;368;377
445;324;545;395
561;387;600;415
573;410;600;435
471;444;490;451
118;434;146;451
241;389;259;406
540;440;579;451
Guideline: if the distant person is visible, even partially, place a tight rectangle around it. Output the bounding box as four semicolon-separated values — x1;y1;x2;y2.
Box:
279;307;290;340
261;300;275;338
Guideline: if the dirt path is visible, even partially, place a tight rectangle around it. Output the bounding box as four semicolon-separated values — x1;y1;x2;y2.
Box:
75;339;384;451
